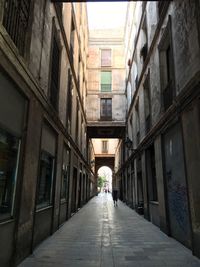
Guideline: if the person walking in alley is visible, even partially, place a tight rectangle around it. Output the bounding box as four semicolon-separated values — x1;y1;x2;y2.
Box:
112;188;118;206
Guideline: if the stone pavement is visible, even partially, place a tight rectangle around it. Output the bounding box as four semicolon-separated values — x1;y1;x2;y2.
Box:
19;193;200;267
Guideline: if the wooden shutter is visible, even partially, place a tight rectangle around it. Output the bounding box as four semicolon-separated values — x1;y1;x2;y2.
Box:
101;72;112;92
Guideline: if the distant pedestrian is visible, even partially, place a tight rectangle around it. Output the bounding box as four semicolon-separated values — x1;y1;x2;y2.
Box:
112;189;118;206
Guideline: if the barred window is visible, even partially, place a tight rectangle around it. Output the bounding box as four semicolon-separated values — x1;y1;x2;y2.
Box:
101;71;112;92
3;0;31;55
101;49;111;66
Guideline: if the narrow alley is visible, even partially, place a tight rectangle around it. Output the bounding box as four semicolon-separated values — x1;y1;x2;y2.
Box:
19;194;200;267
1;0;200;266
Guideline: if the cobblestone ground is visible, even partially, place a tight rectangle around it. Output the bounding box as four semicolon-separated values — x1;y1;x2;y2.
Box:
19;193;200;267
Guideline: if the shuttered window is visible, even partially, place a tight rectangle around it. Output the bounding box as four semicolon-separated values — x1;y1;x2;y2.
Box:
102;140;108;153
101;71;112;92
100;98;112;120
101;49;111;66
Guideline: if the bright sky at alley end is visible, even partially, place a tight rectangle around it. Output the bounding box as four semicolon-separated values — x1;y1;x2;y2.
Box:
87;1;128;30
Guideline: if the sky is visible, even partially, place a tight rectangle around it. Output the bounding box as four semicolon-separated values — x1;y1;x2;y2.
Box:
87;1;128;30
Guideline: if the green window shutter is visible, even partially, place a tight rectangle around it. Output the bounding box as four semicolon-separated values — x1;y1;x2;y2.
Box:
101;72;111;92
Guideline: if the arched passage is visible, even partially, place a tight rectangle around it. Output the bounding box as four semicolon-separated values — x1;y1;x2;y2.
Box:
95;157;115;193
97;166;112;192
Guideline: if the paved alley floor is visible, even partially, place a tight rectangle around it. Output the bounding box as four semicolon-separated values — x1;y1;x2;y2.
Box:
19;193;200;267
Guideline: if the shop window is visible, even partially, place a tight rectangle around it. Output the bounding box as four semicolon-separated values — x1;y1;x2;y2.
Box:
36;151;54;209
100;98;112;120
101;49;111;66
3;0;31;55
100;71;112;92
60;147;70;201
0;128;20;220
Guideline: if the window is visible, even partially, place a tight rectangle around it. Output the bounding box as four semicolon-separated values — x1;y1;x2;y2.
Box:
0;128;20;220
135;99;140;145
102;140;108;153
49;33;61;110
101;71;112;92
101;49;111;66
70;18;75;63
66;70;73;133
100;98;112;120
36;151;54;209
159;17;174;111
60;147;70;201
3;0;31;55
144;71;151;133
75;99;79;144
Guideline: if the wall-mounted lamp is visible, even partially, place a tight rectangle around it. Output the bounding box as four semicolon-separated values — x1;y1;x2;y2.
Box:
124;137;137;153
90;160;95;166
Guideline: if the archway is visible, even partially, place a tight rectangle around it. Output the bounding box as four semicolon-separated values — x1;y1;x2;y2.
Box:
97;166;112;193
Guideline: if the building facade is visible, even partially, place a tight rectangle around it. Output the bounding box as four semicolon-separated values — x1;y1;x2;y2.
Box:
115;0;200;258
0;1;95;266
